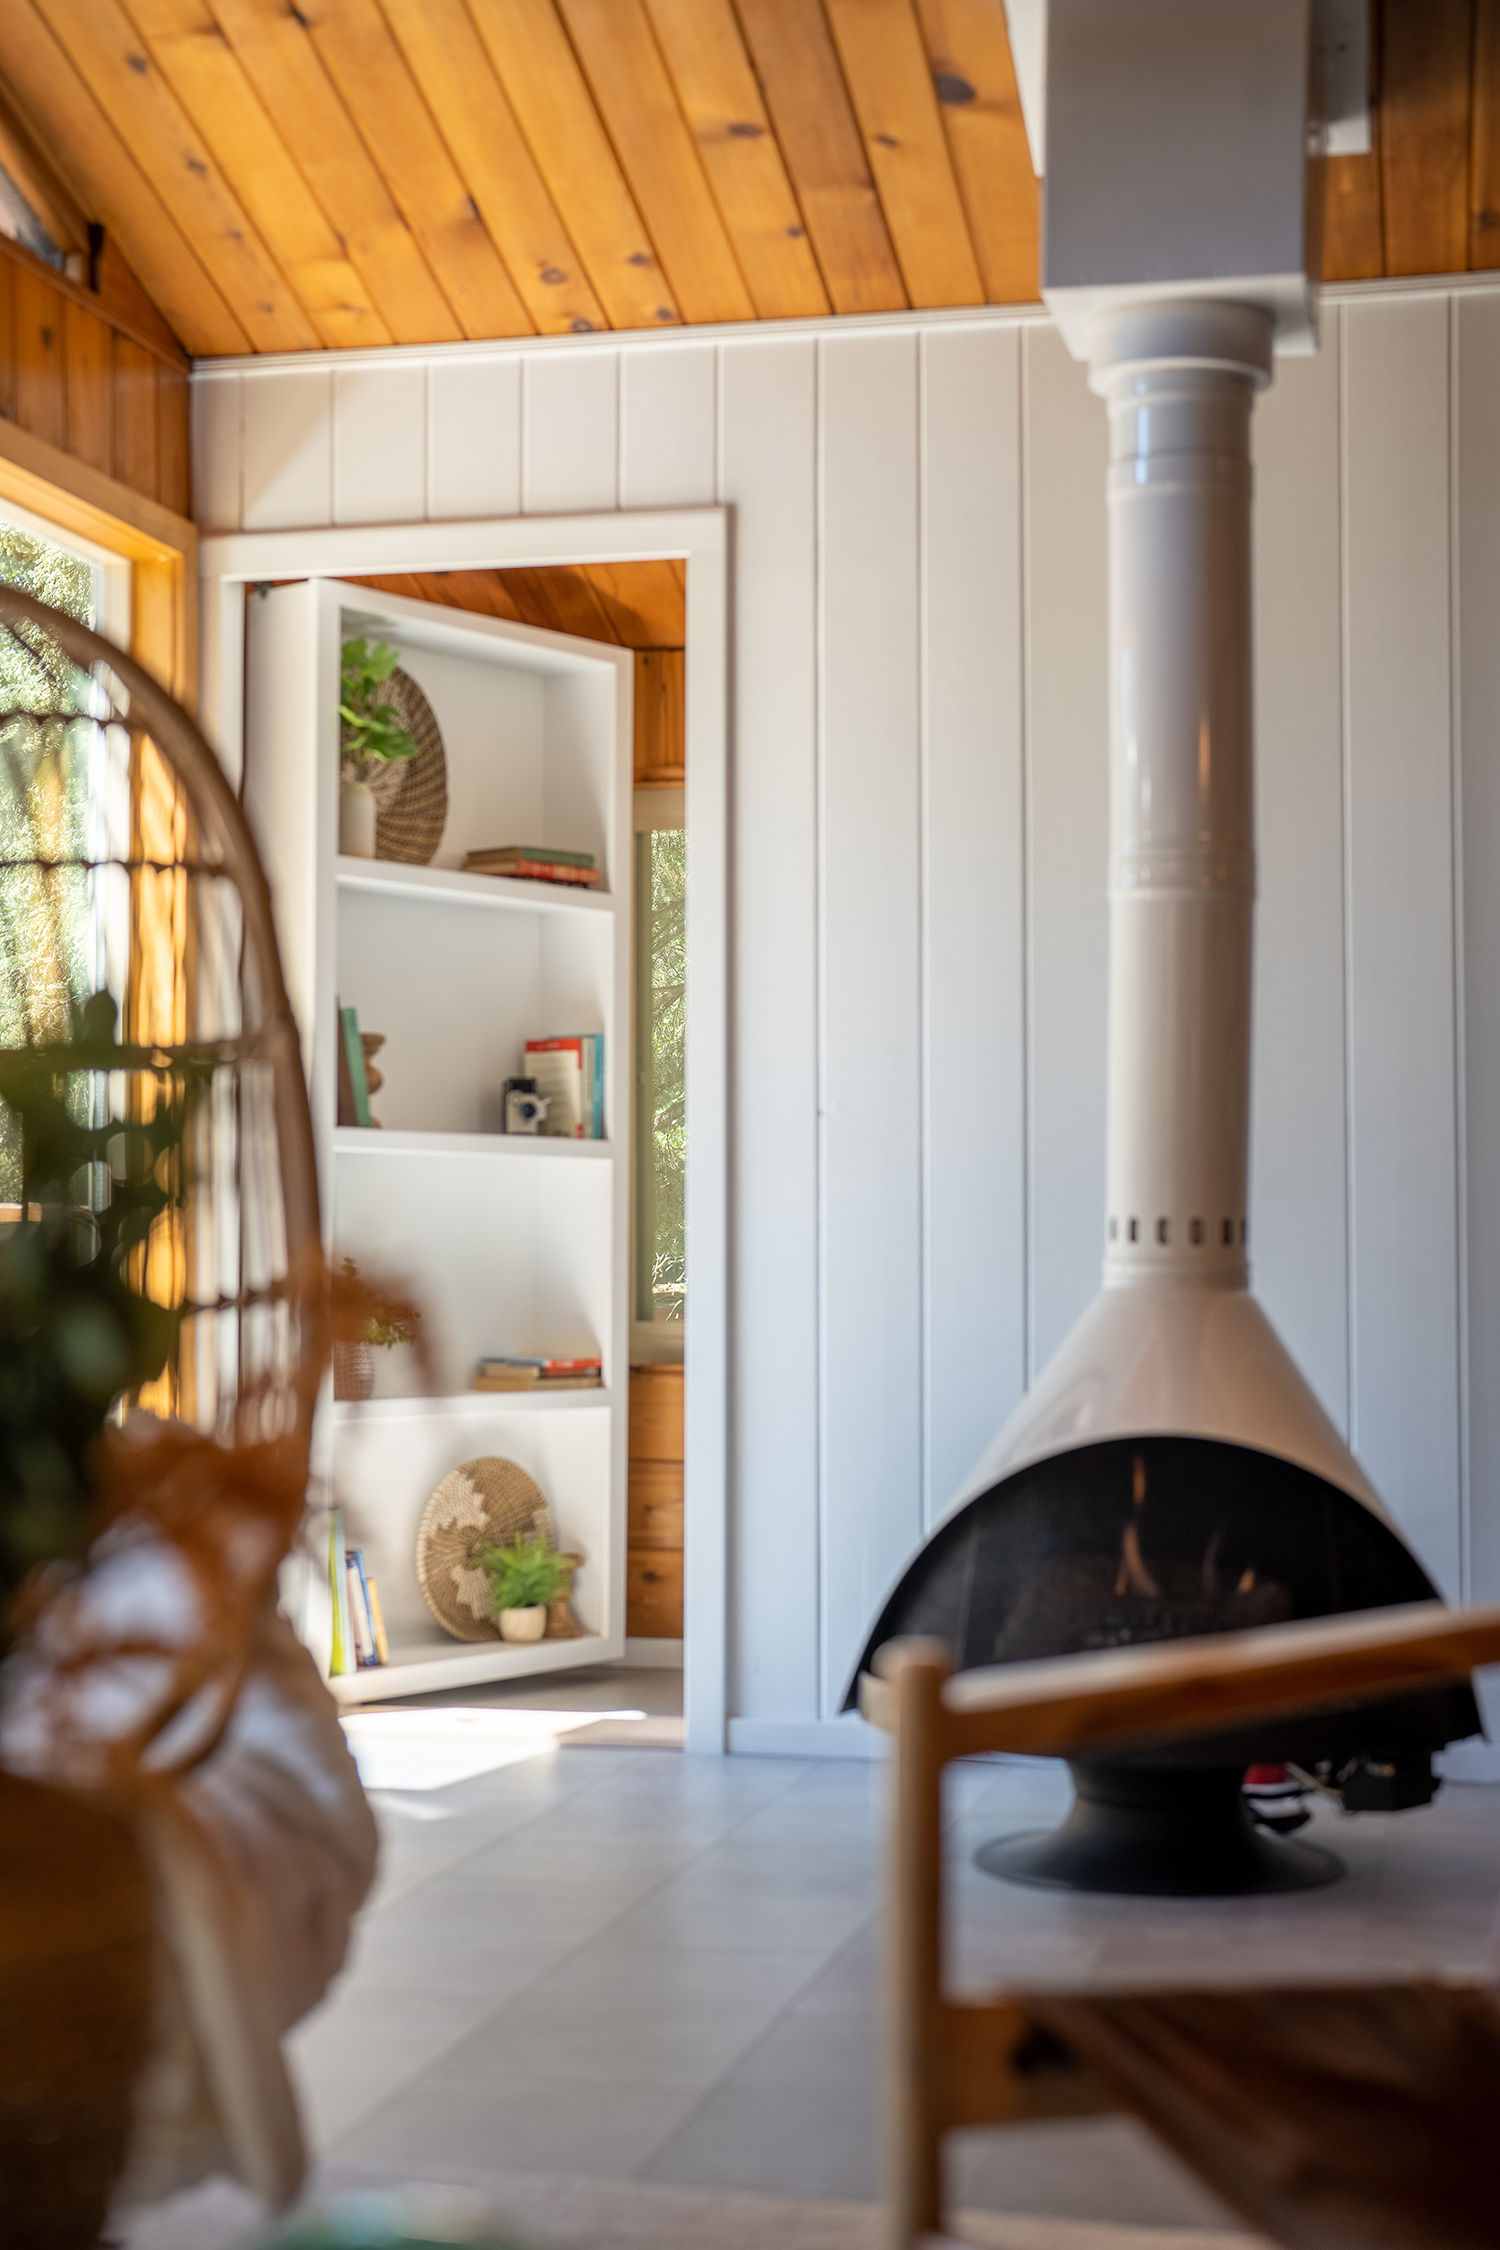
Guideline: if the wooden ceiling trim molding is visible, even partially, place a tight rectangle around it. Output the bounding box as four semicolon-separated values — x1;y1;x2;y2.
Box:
555;0;756;326
465;0;684;331
732;0;907;315
31;0;320;353
641;0;829;321
0;2;249;355
1469;0;1500;268
823;0;983;308
293;0;535;340
122;0;392;352
1379;0;1474;278
913;0;1038;305
375;0;606;336
204;0;463;346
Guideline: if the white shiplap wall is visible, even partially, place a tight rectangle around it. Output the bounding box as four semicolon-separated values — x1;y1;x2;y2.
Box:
192;282;1500;1741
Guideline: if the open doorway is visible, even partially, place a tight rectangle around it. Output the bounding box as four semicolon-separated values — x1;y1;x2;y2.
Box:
341;559;687;1749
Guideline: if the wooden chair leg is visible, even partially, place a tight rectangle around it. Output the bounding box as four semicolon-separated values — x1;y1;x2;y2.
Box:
885;1644;952;2250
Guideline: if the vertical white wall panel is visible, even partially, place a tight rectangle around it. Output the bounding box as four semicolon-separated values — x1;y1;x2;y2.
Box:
428;358;522;521
334;364;427;524
721;338;821;1720
1342;298;1462;1596
621;345;718;508
818;330;922;1713
241;367;334;532
523;350;618;514
1457;290;1500;1607
190;374;242;532
920;326;1027;1524
1022;323;1109;1378
1249;339;1350;1434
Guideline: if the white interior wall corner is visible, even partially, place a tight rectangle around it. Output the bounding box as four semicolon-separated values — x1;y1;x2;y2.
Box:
192;284;1500;1743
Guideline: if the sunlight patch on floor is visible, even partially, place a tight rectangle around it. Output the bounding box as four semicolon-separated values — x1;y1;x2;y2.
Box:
340;1704;648;1790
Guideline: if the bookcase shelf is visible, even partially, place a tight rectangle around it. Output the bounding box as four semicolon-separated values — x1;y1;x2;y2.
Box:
330;1388;613;1423
336;855;615;917
333;1127;612;1160
246;578;633;1699
328;1629;613;1708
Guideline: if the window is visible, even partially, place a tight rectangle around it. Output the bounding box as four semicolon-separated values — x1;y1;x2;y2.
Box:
0;508;131;1199
634;796;685;1343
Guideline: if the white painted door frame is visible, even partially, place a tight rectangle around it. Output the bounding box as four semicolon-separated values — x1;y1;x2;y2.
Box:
199;506;730;1753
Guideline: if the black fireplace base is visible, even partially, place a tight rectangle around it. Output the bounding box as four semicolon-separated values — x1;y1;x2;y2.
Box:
975;1761;1343;1898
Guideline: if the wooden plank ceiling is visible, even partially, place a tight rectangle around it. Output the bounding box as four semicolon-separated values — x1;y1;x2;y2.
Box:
0;0;1496;361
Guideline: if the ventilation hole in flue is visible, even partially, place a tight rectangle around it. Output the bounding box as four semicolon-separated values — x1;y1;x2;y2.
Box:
1190;1217;1205;1246
1156;1218;1170;1245
1128;1217;1140;1243
1222;1218;1233;1246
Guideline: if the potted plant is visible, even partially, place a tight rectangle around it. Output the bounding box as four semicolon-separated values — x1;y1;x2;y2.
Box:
338;638;419;859
479;1535;568;1643
333;1256;419;1400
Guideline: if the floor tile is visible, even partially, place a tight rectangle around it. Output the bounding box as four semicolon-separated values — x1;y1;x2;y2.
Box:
329;2070;704;2178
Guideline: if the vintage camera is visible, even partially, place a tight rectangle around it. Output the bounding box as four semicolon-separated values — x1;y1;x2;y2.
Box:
502;1077;550;1134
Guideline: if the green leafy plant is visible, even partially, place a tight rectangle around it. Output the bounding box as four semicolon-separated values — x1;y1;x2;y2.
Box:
339;1256;418;1349
479;1535;566;1614
0;993;196;1642
339;639;419;775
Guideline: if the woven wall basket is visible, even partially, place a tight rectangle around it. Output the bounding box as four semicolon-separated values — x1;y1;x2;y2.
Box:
353;667;448;866
416;1456;555;1642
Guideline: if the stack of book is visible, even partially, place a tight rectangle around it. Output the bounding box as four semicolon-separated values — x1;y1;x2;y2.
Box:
525;1033;604;1138
328;1508;390;1674
475;1355;604;1392
464;844;600;888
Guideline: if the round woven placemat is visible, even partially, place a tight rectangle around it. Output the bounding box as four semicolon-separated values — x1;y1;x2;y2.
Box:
415;1456;554;1642
342;667;447;865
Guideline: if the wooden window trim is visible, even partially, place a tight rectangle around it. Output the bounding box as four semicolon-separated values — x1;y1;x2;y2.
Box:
0;410;196;701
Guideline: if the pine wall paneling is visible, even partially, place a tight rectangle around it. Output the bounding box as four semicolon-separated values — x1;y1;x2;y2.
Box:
194;281;1497;1747
0;235;190;518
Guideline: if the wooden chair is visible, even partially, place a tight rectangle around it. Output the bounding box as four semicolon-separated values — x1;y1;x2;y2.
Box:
860;1603;1500;2250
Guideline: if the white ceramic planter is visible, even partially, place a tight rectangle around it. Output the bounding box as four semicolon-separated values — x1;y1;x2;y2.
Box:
339;777;377;858
499;1605;547;1644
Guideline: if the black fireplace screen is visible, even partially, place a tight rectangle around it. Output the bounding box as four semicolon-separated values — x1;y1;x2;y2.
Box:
846;1435;1479;1768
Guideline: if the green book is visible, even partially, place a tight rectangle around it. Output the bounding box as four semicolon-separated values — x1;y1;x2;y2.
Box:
340;1005;371;1127
328;1508;351;1677
485;844;595;868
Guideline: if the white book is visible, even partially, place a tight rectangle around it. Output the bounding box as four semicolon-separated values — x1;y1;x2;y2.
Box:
525;1038;585;1137
345;1558;375;1665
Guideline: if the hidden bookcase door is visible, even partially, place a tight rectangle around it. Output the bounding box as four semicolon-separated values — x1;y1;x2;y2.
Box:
244;578;632;1702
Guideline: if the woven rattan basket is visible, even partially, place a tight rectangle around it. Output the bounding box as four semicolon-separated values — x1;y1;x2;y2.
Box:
356;668;448;865
415;1456;555;1642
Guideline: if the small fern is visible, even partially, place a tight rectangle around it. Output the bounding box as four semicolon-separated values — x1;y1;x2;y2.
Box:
480;1535;566;1612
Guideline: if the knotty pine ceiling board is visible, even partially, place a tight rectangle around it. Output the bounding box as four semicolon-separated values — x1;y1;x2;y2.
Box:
824;0;983;306
467;0;683;330
0;1;250;354
376;0;605;334
347;560;685;648
558;0;755;324
12;0;1500;364
642;0;829;320
126;0;390;350
34;0;319;351
733;0;908;314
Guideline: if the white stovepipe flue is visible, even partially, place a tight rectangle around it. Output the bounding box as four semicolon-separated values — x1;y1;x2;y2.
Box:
951;300;1388;1523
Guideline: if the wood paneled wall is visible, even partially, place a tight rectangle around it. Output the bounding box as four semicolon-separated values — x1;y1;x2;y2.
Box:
0;233;190;516
195;286;1500;1743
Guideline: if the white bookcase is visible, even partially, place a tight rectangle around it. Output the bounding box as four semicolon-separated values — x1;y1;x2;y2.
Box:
244;578;632;1705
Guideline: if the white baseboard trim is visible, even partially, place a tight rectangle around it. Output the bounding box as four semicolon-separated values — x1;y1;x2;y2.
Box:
1436;1738;1500;1784
623;1638;684;1668
727;1715;887;1759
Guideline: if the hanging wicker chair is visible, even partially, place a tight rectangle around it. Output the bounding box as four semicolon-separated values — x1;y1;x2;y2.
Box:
0;583;328;2247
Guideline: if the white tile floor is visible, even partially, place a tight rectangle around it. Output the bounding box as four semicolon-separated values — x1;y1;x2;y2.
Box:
266;1739;1500;2234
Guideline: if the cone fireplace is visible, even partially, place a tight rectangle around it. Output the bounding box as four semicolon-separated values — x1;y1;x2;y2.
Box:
848;297;1480;1895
